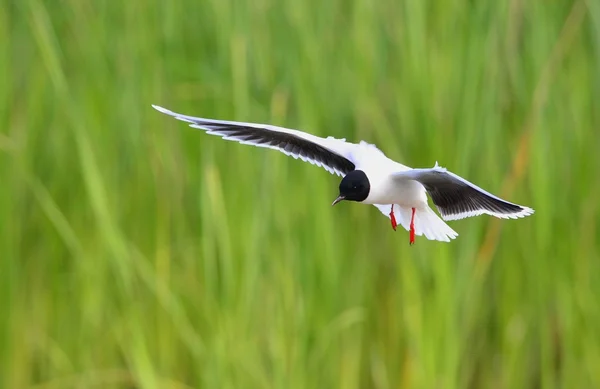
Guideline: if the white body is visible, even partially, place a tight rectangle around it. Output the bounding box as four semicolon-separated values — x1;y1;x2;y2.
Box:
341;141;458;242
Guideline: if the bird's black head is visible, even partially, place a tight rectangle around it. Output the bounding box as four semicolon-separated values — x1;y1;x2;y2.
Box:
332;170;370;205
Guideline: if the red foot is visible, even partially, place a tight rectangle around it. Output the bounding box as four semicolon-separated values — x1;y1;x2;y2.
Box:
409;207;416;245
389;205;397;231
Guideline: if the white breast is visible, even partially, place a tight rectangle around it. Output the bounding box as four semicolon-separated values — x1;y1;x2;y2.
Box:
353;146;427;207
362;173;425;205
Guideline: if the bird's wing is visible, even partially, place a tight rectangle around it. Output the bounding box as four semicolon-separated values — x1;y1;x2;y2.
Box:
392;163;534;221
153;105;356;177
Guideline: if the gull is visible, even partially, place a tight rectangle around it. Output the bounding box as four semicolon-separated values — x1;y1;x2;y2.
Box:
152;104;534;244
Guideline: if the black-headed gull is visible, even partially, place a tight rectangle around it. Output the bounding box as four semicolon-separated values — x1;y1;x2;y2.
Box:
153;105;534;244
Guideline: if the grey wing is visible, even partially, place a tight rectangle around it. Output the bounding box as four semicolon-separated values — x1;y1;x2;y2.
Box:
152;105;356;177
393;164;534;221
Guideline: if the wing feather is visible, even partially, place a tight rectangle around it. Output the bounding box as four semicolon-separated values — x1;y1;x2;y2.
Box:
153;105;356;177
393;164;534;221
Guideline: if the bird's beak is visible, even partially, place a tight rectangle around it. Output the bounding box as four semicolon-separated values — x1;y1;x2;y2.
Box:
331;195;345;206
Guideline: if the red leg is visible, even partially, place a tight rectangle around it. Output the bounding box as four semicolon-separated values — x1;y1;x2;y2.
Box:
409;207;416;245
389;204;397;231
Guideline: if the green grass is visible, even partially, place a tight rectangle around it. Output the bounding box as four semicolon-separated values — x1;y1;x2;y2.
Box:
2;0;599;387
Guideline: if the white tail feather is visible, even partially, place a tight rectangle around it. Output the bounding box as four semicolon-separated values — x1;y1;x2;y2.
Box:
374;204;459;243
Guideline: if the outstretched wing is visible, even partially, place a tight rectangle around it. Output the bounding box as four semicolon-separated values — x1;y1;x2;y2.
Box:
152;105;356;177
392;164;534;221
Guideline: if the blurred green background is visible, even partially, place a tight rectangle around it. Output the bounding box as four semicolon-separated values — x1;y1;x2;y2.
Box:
2;0;599;387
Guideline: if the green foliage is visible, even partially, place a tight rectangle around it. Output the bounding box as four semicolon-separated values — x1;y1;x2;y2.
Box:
1;0;599;387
